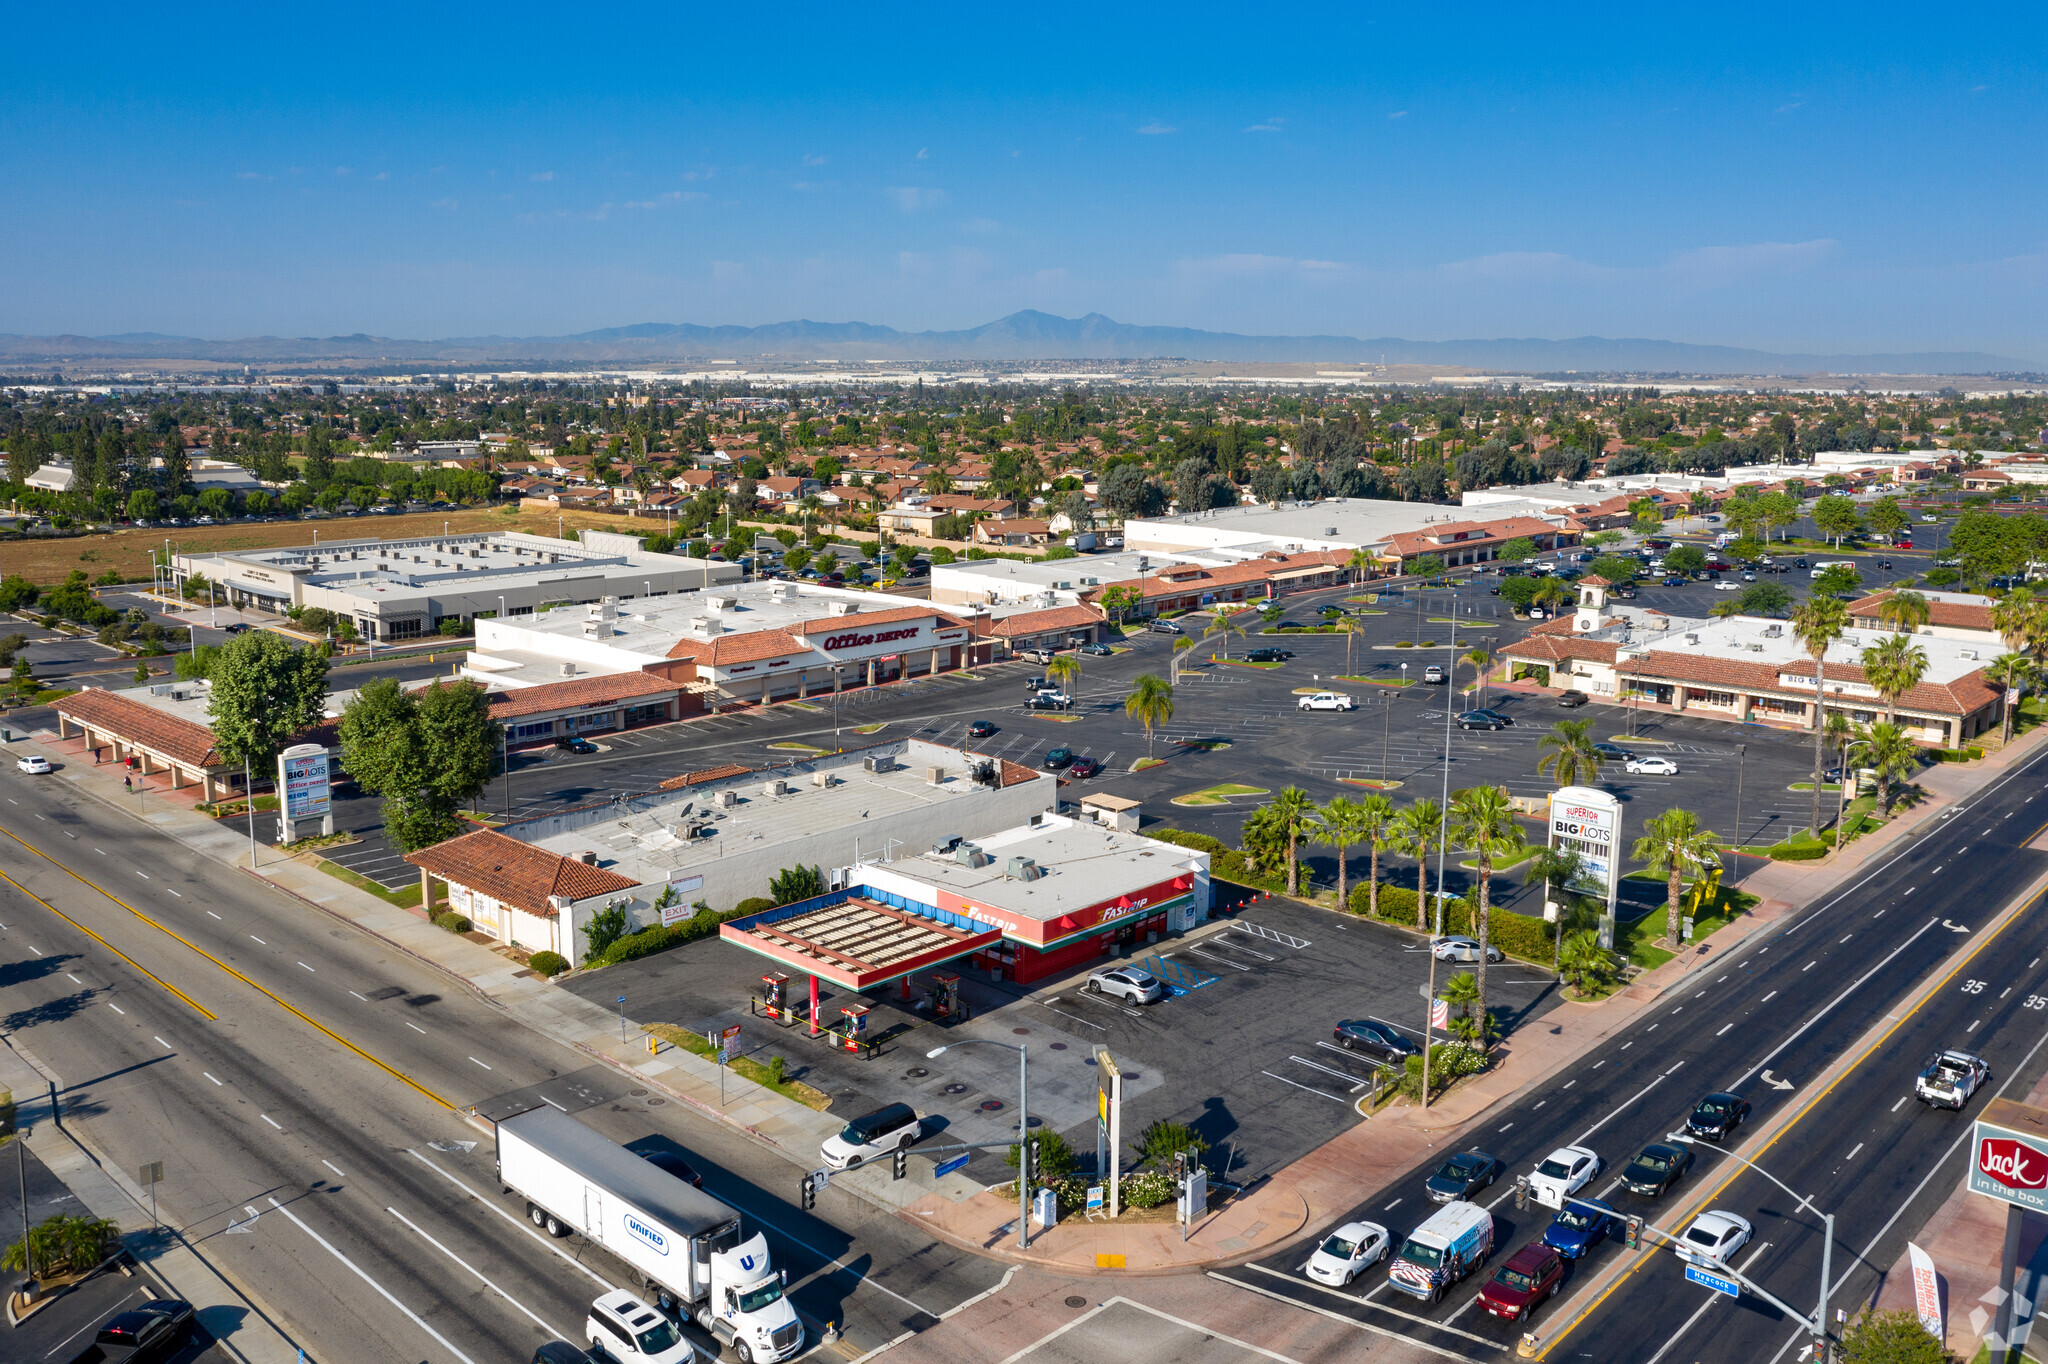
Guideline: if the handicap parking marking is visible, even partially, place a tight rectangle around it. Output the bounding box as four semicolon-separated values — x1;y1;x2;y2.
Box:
1235;920;1311;950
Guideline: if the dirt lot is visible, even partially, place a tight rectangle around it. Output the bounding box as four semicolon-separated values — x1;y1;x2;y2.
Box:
8;505;648;586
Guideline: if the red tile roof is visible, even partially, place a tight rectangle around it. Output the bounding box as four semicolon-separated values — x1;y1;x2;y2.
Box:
664;630;808;665
658;762;755;790
486;671;681;720
404;828;642;915
55;688;221;768
1848;590;1997;635
977;604;1107;638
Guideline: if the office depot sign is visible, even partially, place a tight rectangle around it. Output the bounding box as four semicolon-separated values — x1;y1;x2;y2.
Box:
821;625;921;653
1970;1105;2048;1212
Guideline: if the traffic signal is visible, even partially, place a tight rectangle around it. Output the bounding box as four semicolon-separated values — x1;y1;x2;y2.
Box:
893;1148;908;1181
1624;1216;1643;1249
801;1175;815;1211
1022;1138;1038;1182
1513;1176;1528;1211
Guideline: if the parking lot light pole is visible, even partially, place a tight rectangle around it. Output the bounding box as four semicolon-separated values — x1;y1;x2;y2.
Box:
1734;743;1747;851
1671;1133;1834;1355
929;1041;1030;1248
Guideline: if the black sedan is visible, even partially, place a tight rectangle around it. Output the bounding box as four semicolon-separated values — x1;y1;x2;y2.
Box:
554;736;598;754
966;720;998;738
1426;1150;1499;1203
1067;756;1102;779
1269;619;1302;630
635;1148;705;1187
1621;1142;1693;1197
1334;1018;1421;1064
1593;742;1633;761
1457;710;1513;731
1244;647;1294;662
1043;746;1076;770
95;1299;195;1360
1687;1092;1750;1141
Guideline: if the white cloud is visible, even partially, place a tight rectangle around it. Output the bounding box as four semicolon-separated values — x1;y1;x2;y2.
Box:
963;217;1000;236
887;186;948;212
802;153;828;167
531;171;555;182
1243;118;1284;133
915;147;929;160
1387;110;1408;119
1137;122;1177;135
334;166;352;176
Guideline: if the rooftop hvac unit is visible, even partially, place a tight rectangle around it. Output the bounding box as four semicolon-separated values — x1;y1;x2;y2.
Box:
955;843;989;868
864;755;895;774
1961;648;1978;660
763;779;788;797
1684;633;1700;645
1005;857;1043;882
716;789;739;808
574;850;598;865
932;835;963;856
927;766;947;786
812;771;832;788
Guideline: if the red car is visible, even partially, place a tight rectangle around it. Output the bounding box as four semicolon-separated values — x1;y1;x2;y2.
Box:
1478;1242;1565;1322
1067;756;1102;779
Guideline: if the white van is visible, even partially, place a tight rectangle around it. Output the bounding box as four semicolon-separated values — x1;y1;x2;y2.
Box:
1386;1200;1495;1303
1809;560;1856;578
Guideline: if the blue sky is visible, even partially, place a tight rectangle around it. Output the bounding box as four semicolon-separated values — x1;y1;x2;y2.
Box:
5;3;2045;358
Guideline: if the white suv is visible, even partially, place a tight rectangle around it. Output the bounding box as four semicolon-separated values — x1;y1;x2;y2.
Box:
588;1290;698;1364
1298;692;1357;712
1087;967;1165;1003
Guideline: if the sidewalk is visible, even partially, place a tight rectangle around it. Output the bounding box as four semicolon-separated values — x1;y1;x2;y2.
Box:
0;1035;301;1364
16;711;2047;1282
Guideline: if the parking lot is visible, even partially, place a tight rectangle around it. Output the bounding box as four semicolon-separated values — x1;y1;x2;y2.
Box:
567;882;1563;1187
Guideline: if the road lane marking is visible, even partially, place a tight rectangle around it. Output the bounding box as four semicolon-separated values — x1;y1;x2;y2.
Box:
406;1022;425;1034
261;1114;282;1129
1762;991;1777;1003
66;973;80;983
323;1160;346;1178
153;1036;171;1049
298;962;314;973
1641;1239;1773;1364
135;871;148;879
206;911;220;919
1847;1143;1863;1160
165;889;180;897
0;868;212;1017
386;1205;569;1340
1802;961;1816;972
266;1197;480;1364
350;991;368;1001
1892;1096;1908;1112
204;1073;222;1085
108;1003;124;1014
468;1057;492;1070
405;1150;617;1289
249;935;265;944
1716;1024;1733;1036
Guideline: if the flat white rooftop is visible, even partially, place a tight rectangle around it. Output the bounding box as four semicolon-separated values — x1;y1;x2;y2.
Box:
874;818;1202;925
1124;498;1479;552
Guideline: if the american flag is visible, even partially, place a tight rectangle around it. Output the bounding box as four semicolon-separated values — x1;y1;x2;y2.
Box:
1430;997;1449;1032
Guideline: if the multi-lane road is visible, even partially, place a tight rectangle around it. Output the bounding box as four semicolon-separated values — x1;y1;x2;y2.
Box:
1215;734;2048;1362
0;762;1002;1362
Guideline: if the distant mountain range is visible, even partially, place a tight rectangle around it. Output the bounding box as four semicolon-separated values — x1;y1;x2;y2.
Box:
0;311;2035;375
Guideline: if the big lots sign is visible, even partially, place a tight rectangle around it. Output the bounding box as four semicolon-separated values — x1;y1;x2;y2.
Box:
1970;1107;2048;1212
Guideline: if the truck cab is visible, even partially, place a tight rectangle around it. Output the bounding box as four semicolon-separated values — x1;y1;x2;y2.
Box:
702;1234;804;1363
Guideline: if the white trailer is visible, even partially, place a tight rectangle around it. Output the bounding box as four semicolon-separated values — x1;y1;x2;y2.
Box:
497;1106;805;1363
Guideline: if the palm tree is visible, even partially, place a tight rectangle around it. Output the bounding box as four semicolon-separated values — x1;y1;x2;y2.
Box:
1346;547;1375;586
1860;633;1928;725
1849;721;1921;819
1267;786;1316;897
1790;597;1850;834
1338;614;1364;675
1203;608;1247;661
1045;652;1082;694
1993;586;2040;655
1462;648;1491;708
1447;785;1525;1025
1390;799;1444;931
1355;794;1395;918
1522;845;1591;974
1532;578;1571;619
1439;970;1482;1042
1876;588;1931;634
1124;674;1174;758
1536;718;1603;788
1631;808;1722;947
1987;652;2034;746
1558;930;1617;996
1314;797;1375;909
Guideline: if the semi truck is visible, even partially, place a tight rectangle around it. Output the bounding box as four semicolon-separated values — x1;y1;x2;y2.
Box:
497;1106;806;1364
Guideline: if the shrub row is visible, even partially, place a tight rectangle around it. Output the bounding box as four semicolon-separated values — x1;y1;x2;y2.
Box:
1768;842;1830;862
528;950;568;977
1346;880;1554;963
1142;827;1286;894
429;911;472;934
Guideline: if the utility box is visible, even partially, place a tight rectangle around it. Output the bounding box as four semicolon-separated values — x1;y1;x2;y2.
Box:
1033;1186;1058;1228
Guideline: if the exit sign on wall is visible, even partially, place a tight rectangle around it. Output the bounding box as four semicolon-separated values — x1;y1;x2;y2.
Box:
1970;1099;2048;1213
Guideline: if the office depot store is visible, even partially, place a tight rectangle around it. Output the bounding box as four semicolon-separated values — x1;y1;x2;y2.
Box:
849;814;1214;986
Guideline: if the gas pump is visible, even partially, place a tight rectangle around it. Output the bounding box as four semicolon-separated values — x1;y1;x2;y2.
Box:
833;1003;870;1056
929;973;968;1022
757;971;800;1026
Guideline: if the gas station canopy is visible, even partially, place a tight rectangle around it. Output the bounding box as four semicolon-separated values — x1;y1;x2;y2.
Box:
720;895;1002;990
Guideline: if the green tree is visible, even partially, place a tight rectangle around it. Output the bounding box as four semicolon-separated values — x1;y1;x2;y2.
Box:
1867;495;1910;543
1791;596;1851;831
1814;563;1862;597
1439;970;1482;1042
1131;1119;1208;1170
1987;652;2034;746
1005;1128;1078;1184
580;902;629;964
1558;930;1619;996
1313;796;1374;910
1496;537;1537;564
1735;581;1793;616
1536;718;1603;788
1812;494;1863;546
1876;589;1931;634
1589;554;1640;584
1353;793;1396;918
1124;673;1174;758
205;630;330;775
340;678;503;851
1446;784;1524;1023
1409;553;1445;579
1522;845;1593;974
1098;584;1143;626
1664;544;1706;574
769;864;826;905
1045;652;1083;693
126;488;159;522
1850;721;1922;819
1860;633;1928;725
1835;1307;1950;1364
1631;808;1722;946
1390;799;1445;931
1991;585;2040;655
1263;786;1317;896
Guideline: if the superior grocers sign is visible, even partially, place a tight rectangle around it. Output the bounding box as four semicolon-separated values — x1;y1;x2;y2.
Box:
1970;1107;2048;1213
821;625;921;652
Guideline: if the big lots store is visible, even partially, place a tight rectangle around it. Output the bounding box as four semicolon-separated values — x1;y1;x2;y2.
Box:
719;814;1214;995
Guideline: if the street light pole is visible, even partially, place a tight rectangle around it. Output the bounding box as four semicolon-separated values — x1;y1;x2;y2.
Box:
929;1040;1030;1248
1672;1133;1834;1354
